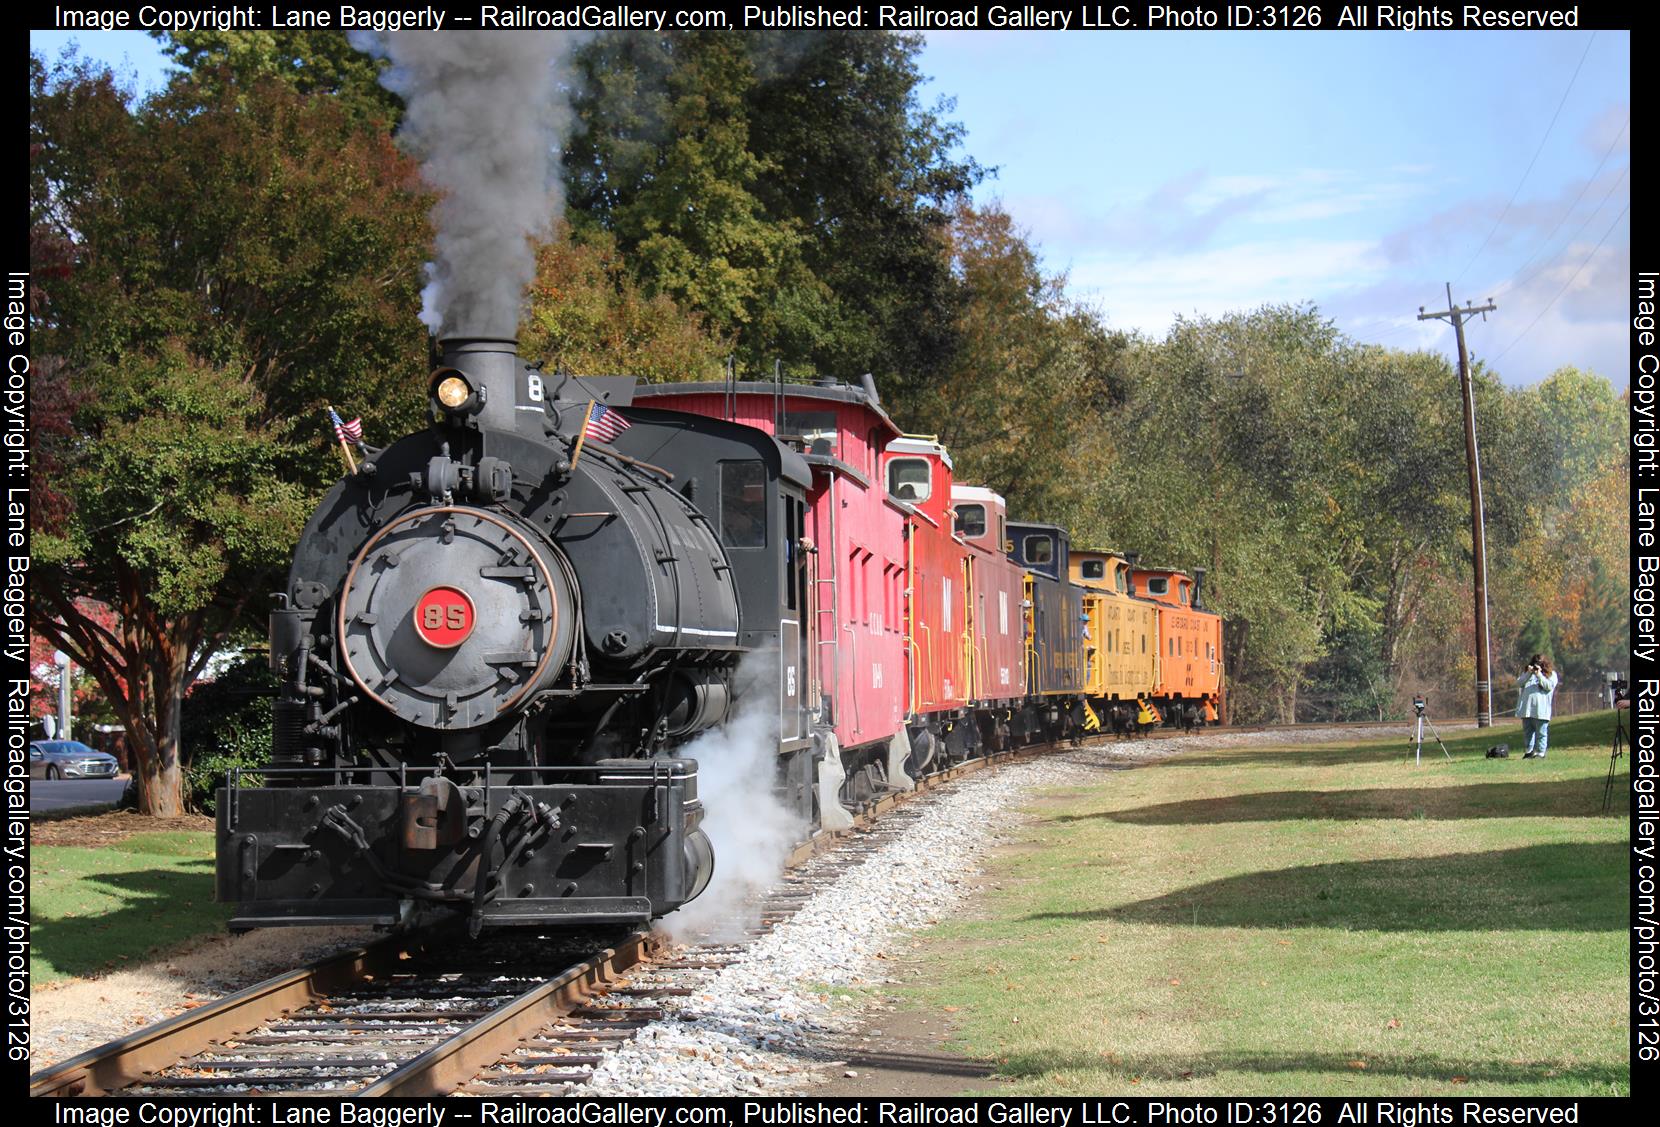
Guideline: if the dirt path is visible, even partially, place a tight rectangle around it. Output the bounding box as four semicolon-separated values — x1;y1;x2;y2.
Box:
30;925;376;1071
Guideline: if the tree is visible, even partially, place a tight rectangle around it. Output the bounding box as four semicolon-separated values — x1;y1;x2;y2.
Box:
565;34;803;352
520;225;728;383
742;32;981;395
564;31;980;385
911;201;1124;520
30;54;431;813
32;347;310;813
154;30;402;125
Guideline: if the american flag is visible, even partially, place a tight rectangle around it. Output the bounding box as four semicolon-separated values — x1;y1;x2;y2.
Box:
329;407;363;445
583;402;631;444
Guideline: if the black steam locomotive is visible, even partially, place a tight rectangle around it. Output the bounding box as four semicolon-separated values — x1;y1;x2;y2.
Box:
217;339;816;932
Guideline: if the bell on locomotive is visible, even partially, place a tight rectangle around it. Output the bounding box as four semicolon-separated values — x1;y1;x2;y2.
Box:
219;334;809;933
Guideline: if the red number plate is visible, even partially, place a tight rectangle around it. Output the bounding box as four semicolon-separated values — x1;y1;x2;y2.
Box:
413;586;475;649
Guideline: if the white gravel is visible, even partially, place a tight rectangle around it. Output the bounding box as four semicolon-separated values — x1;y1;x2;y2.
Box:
575;723;1480;1096
578;739;1159;1096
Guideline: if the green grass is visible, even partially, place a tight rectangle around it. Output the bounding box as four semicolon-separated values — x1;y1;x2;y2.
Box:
906;711;1630;1097
31;831;230;984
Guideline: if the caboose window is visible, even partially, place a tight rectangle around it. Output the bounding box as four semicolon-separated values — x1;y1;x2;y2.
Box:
887;458;931;503
782;410;838;455
720;461;766;548
1024;535;1053;566
955;503;986;538
1147;577;1169;595
1180;582;1190;604
1116;567;1128;593
1082;560;1104;580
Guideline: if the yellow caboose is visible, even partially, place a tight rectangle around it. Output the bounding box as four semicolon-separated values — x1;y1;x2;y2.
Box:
1070;549;1158;711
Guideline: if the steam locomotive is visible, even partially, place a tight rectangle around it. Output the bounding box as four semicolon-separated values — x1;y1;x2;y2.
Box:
217;339;1222;932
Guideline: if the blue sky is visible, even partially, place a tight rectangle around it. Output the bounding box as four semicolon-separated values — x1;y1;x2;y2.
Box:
33;28;1630;386
918;30;1630;386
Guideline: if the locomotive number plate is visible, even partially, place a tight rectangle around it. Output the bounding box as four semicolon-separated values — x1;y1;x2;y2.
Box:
413;585;476;649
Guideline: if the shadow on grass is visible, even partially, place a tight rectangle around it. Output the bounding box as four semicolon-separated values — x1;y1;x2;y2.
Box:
31;860;227;979
990;1047;1626;1090
1026;843;1626;932
1175;712;1620;769
1058;777;1617;826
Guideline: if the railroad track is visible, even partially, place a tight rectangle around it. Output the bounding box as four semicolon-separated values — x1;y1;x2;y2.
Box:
30;747;1024;1098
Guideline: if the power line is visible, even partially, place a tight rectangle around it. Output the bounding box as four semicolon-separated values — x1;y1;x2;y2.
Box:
1485;120;1628;296
1452;32;1598;287
1488;165;1628;303
1490;201;1629;365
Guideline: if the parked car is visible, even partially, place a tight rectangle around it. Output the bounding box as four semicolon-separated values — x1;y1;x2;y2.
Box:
29;740;120;780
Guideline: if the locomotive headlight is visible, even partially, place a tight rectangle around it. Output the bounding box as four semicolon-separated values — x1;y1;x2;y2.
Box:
436;374;472;408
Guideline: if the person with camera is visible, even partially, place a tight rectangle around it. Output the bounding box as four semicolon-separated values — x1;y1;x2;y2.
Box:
1516;654;1559;759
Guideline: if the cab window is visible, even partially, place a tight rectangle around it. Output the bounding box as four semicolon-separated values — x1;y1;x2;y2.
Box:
955;504;987;538
1081;560;1105;580
1180;582;1190;605
1024;535;1054;566
1147;577;1169;596
720;461;767;548
1115;567;1128;593
887;458;932;503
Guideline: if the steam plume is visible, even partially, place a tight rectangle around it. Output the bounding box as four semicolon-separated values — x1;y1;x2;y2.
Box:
354;32;581;338
663;656;805;943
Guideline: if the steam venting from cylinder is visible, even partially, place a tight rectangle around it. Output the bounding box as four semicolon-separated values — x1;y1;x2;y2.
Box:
353;31;583;338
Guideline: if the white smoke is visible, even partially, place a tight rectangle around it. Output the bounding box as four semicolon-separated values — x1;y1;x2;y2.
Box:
662;655;806;943
353;31;582;338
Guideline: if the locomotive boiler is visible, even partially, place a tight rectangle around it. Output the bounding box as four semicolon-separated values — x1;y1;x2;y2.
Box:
217;338;812;932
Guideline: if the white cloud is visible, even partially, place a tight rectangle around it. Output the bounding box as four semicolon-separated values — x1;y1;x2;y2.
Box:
1068;238;1385;334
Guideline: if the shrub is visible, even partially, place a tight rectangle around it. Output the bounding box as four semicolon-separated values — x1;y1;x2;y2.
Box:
181;656;275;814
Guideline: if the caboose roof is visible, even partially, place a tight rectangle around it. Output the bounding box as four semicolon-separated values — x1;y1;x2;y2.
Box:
632;379;903;437
950;484;1005;506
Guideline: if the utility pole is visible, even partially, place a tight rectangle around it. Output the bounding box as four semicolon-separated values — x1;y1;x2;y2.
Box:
1419;285;1498;727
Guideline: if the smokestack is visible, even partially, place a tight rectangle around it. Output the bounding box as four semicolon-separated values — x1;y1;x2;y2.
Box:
1192;568;1206;610
435;337;524;433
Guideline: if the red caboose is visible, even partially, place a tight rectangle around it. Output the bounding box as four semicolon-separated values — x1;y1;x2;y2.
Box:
879;435;970;768
634;378;917;810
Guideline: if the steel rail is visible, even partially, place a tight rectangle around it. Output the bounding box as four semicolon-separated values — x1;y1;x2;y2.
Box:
358;932;656;1097
29;934;418;1097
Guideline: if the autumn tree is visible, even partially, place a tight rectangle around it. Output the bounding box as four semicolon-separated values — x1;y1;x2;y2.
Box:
519;224;728;383
154;30;402;124
30;54;431;813
564;31;978;385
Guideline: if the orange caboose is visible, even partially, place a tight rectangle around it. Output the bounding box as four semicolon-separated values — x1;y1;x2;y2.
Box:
1131;566;1225;725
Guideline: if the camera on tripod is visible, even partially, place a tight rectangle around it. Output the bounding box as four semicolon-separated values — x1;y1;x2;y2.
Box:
1408;692;1449;763
1606;671;1629;706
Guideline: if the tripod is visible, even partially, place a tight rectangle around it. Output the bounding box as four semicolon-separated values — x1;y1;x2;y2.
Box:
1603;706;1627;814
1410;704;1452;764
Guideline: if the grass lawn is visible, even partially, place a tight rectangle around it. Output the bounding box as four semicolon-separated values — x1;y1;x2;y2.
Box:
907;711;1630;1097
31;830;230;984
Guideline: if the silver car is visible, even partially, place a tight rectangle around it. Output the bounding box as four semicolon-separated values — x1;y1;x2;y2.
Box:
29;740;120;780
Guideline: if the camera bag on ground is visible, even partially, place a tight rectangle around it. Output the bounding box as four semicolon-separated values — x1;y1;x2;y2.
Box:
1486;745;1510;759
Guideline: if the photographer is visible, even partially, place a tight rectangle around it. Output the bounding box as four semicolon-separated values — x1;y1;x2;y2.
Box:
1515;654;1559;759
